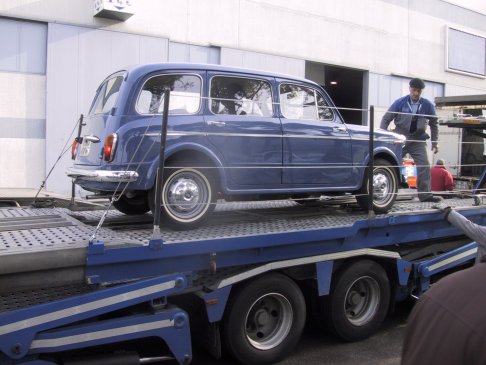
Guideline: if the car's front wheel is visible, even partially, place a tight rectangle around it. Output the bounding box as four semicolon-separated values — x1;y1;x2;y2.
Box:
356;158;397;214
149;167;215;230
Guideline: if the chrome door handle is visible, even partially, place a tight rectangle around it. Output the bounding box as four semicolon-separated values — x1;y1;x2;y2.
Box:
206;120;226;127
333;126;347;132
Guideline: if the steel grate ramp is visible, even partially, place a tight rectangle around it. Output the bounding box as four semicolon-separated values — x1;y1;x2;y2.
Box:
0;214;76;232
0;284;93;313
0;198;479;254
0;198;479;294
65;197;479;244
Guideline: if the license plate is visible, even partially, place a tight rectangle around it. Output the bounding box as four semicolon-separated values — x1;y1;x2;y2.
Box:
79;140;92;157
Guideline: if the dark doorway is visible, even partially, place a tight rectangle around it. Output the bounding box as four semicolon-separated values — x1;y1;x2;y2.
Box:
305;62;366;125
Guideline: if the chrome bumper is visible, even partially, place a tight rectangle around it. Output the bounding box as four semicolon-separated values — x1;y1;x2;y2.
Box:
66;167;139;183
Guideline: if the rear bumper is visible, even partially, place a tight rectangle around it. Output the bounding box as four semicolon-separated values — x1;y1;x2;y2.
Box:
66;167;139;183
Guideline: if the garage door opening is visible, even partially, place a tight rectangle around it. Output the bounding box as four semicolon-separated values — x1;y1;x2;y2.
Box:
305;62;367;126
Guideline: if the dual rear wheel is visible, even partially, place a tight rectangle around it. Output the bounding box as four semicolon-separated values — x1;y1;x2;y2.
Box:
222;260;390;364
222;273;306;365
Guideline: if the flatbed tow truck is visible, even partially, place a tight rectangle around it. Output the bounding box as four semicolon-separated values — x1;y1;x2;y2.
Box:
0;193;485;365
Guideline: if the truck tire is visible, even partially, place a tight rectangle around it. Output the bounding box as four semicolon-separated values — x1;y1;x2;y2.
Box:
112;194;150;215
149;167;215;230
222;273;306;365
321;259;390;342
356;158;398;214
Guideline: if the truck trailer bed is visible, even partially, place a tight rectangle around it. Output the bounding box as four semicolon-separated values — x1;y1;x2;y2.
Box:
0;198;478;297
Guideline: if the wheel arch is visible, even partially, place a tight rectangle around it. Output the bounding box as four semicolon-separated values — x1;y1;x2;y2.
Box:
373;150;401;181
147;143;225;191
328;256;395;292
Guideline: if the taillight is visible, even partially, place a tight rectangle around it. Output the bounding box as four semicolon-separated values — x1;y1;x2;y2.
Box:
103;133;117;162
71;139;79;160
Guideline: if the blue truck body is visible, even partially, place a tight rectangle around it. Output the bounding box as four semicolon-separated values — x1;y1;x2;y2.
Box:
0;199;484;364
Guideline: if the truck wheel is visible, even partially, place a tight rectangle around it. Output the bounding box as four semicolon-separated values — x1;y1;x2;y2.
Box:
149;167;215;230
321;260;390;342
112;194;150;215
222;273;306;365
356;158;397;214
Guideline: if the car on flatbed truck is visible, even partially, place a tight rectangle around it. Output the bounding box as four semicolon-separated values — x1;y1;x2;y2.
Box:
66;63;405;229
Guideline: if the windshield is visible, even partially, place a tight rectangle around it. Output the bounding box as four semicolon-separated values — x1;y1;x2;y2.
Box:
89;74;124;115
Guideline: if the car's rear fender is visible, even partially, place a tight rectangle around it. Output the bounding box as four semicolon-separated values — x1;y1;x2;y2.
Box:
145;143;225;191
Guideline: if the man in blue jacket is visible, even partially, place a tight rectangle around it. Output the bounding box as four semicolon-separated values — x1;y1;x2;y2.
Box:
381;78;441;202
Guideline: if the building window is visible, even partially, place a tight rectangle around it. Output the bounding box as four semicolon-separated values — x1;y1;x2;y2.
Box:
446;26;486;77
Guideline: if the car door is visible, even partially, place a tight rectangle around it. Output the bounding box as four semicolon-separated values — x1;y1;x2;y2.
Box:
205;73;282;189
279;81;354;187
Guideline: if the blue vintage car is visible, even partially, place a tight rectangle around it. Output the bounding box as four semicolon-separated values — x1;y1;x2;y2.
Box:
67;63;405;229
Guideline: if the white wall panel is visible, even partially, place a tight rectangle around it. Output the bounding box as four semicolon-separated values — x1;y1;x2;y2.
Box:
0;139;45;188
0;72;45;189
169;42;220;64
140;36;170;64
221;48;305;77
369;73;444;109
46;24;169;193
0;73;45;118
19;21;47;74
0;18;46;74
0;19;19;71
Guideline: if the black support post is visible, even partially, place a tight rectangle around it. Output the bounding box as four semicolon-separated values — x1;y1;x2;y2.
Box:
152;88;171;238
368;105;375;216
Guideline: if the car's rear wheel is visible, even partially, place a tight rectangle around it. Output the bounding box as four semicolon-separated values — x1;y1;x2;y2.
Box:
112;193;150;215
356;158;397;214
149;167;216;230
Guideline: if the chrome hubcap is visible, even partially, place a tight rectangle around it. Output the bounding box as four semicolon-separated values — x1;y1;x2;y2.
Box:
373;171;390;201
167;177;200;212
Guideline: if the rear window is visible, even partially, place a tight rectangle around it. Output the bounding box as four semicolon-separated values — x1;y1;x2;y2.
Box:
210;76;273;117
136;74;202;115
89;75;124;115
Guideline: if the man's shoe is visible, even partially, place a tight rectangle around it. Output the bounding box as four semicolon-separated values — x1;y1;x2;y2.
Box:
420;195;443;203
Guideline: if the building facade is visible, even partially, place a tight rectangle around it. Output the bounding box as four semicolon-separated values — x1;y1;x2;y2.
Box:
0;0;485;193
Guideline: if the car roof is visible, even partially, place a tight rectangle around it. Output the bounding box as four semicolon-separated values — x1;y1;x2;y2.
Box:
115;62;317;86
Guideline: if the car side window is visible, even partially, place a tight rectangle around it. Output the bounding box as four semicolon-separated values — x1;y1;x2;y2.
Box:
136;74;202;115
280;84;335;121
210;76;273;117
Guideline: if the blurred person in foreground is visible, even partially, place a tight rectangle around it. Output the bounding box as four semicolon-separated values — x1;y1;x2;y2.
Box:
402;207;486;365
